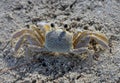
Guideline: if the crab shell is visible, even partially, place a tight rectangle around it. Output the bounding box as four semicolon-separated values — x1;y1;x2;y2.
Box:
45;29;73;52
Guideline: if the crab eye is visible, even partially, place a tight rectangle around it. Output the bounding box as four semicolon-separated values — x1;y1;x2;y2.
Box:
50;23;55;28
64;24;68;28
64;24;70;31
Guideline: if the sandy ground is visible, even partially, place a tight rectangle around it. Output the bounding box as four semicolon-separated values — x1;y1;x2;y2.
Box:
0;0;120;83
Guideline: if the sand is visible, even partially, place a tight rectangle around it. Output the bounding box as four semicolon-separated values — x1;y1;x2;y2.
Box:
0;0;120;83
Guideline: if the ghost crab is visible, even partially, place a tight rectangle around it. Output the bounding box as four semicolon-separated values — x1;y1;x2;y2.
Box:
12;22;109;58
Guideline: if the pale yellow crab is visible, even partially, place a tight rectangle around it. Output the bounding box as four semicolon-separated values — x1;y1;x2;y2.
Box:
11;22;109;57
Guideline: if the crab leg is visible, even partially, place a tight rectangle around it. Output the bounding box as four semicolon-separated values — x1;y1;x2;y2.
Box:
73;31;90;48
25;24;51;45
12;26;45;46
12;29;32;38
14;34;41;52
70;47;89;54
89;34;109;49
70;47;94;65
30;25;45;45
26;45;49;53
90;33;109;49
75;35;91;48
73;31;109;49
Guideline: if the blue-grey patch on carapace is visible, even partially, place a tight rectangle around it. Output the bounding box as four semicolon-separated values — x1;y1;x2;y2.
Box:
58;31;66;41
45;29;73;52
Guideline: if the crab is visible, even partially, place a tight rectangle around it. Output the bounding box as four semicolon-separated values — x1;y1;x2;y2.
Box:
11;22;109;58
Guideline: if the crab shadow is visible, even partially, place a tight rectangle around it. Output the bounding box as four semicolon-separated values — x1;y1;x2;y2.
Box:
2;47;94;81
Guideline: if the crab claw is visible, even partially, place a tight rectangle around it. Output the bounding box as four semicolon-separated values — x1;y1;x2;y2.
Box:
37;22;51;32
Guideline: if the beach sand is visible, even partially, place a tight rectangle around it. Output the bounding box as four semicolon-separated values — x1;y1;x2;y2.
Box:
0;0;120;82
